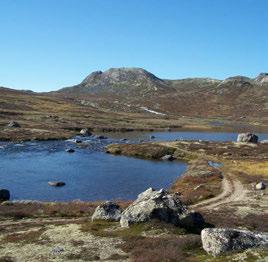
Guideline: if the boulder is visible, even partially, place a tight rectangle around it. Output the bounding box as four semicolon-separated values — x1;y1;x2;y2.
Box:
7;121;20;128
0;189;10;201
237;133;258;143
95;135;108;140
92;201;122;221
161;155;175;161
80;128;91;136
255;181;266;190
150;135;155;139
201;228;268;256
120;188;201;228
65;148;75;153
48;181;66;187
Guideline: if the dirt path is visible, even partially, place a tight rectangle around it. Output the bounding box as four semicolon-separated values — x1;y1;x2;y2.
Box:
191;175;249;210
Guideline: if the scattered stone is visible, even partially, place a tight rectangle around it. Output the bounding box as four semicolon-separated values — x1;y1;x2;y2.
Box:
51;246;65;256
255;181;266;190
48;181;66;187
161;154;175;161
7;121;20;128
65;148;75;153
120;138;128;142
0;189;10;201
237;133;258;143
92;201;122;221
120;188;203;228
260;140;268;144
201;228;268;256
75;139;82;144
80;128;91;136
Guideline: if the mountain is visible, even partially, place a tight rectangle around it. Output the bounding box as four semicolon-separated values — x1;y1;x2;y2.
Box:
59;67;173;96
55;68;268;119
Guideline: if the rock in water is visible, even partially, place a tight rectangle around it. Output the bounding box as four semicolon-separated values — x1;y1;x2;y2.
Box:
256;181;266;190
0;189;10;201
237;133;258;143
201;228;268;256
80;128;91;136
65;148;75;153
92;201;122;221
48;181;66;187
120;188;202;228
7;121;20;128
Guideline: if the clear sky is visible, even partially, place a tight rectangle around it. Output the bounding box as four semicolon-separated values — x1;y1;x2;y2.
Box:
0;0;267;92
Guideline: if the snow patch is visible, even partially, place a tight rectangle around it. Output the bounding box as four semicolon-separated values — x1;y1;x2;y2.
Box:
140;107;166;115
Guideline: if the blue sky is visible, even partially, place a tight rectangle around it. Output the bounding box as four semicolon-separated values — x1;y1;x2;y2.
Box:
0;0;267;92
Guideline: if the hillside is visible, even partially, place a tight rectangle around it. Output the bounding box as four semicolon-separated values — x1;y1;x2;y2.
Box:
1;69;268;141
56;68;268;124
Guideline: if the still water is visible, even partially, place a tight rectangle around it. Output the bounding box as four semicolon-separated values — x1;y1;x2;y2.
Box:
0;131;267;201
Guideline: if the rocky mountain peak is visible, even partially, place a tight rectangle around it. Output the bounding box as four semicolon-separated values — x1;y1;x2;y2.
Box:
255;73;268;85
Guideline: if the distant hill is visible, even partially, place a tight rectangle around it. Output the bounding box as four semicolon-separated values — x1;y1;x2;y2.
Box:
55;68;268;120
59;68;173;96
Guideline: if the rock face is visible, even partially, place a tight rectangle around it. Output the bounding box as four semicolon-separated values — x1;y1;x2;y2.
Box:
201;228;268;256
256;181;266;190
120;188;202;228
237;133;258;143
92;201;122;221
7;121;20;128
80;128;91;136
0;189;10;201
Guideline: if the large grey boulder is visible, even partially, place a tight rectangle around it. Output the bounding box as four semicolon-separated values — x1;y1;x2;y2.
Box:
237;133;258;143
201;228;268;256
92;201;122;221
120;188;203;228
0;189;10;201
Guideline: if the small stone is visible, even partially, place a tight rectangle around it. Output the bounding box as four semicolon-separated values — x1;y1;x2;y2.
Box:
161;155;175;161
7;121;20;128
65;148;75;153
80;128;91;136
48;181;66;187
255;181;266;190
0;189;10;201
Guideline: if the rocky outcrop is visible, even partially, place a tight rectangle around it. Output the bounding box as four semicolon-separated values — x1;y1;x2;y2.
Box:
92;201;122;221
255;181;266;190
237;133;258;143
201;228;268;256
120;188;203;228
0;189;10;201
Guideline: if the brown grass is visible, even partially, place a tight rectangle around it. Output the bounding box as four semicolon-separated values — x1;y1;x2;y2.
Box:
120;235;202;262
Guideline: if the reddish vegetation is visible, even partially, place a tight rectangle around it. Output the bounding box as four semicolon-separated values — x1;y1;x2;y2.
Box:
171;173;223;205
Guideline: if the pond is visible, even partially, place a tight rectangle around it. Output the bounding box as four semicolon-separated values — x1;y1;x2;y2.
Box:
0;131;267;201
